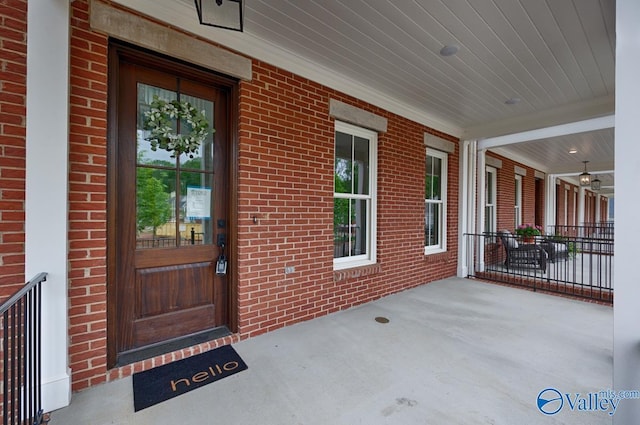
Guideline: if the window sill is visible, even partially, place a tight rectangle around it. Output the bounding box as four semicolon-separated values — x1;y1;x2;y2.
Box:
334;263;382;282
424;246;446;255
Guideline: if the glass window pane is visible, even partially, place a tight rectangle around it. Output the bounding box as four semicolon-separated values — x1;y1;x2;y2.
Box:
485;206;495;233
352;198;368;255
432;158;441;199
335;131;353;194
136;167;175;249
137;83;178;165
179;94;215;167
180;172;214;246
333;198;350;258
353;136;370;195
426;156;432;199
425;202;441;246
426;155;442;200
333;198;369;258
486;171;494;203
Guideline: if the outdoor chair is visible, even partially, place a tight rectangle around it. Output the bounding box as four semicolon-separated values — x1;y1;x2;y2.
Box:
498;230;547;273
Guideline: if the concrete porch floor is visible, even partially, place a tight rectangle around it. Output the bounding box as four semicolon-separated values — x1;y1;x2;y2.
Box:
51;277;613;424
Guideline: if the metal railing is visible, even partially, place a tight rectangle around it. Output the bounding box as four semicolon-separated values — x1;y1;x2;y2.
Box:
1;272;47;425
464;232;612;303
547;223;614;240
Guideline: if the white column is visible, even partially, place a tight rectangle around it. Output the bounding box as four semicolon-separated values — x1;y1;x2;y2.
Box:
595;194;601;223
26;0;71;412
544;175;557;232
457;140;477;277
476;149;486;272
614;0;640;422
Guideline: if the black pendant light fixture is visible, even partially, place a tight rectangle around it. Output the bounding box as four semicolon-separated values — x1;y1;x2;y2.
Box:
195;0;244;32
579;160;591;187
591;175;601;191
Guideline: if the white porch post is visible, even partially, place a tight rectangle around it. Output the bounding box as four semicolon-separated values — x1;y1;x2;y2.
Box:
457;140;477;277
545;174;557;233
476;149;486;272
614;0;640;422
25;0;71;412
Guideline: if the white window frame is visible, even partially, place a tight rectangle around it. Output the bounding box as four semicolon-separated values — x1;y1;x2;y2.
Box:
333;121;377;270
485;166;497;234
514;174;522;228
425;149;447;254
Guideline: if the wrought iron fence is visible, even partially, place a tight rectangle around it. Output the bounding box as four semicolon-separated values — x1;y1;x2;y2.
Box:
464;232;612;303
1;272;47;425
547;222;614;240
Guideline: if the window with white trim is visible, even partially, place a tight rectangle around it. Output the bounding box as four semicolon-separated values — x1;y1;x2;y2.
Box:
425;149;447;253
333;121;377;269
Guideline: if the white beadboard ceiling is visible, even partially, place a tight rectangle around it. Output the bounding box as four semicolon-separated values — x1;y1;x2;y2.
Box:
117;0;616;191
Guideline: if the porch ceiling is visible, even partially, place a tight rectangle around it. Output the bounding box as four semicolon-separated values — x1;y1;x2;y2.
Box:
117;0;615;189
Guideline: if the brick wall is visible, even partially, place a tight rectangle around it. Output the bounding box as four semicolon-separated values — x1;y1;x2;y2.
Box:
0;0;27;299
236;62;459;337
67;0;109;390
555;179;580;226
487;153;539;232
65;1;459;390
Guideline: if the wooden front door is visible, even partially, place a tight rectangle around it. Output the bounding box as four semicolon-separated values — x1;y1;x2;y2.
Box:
107;44;236;366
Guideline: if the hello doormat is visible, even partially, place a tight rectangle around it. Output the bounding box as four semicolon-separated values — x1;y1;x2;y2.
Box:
132;345;248;411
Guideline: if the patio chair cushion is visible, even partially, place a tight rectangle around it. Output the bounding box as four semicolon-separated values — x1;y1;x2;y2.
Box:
500;230;519;249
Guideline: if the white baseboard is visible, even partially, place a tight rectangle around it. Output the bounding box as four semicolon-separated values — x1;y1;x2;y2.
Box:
42;368;71;413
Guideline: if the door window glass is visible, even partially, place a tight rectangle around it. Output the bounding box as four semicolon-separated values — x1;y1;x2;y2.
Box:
136;83;215;249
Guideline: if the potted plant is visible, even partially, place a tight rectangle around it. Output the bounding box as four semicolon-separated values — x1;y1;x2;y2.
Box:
515;223;542;243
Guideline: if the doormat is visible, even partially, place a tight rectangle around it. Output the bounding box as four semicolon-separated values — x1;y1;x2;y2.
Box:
132;345;248;411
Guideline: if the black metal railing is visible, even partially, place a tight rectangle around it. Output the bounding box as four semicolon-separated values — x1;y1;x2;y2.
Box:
464;233;612;303
1;272;47;425
547;222;614;240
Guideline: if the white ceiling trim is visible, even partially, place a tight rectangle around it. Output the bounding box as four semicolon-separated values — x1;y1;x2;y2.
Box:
478;115;614;150
109;0;464;137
